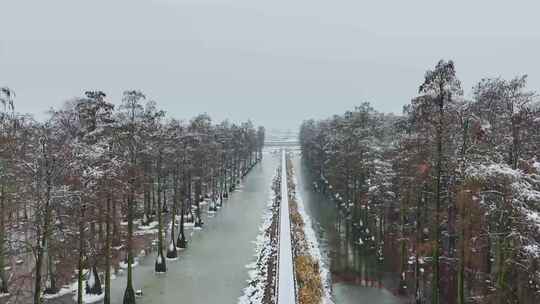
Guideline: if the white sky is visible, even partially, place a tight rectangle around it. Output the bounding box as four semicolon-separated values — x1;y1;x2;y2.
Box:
1;0;539;129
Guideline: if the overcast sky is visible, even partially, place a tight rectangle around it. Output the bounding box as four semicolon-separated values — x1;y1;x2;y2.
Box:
1;0;539;130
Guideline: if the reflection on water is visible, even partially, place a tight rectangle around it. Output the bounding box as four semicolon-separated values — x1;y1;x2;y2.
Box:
107;154;280;304
292;156;401;304
334;283;399;304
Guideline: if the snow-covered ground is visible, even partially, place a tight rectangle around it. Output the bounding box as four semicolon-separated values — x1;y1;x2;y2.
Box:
238;176;278;304
277;150;296;304
42;286;72;300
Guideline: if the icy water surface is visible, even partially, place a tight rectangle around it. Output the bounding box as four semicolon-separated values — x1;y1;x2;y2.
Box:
292;156;401;304
106;154;280;304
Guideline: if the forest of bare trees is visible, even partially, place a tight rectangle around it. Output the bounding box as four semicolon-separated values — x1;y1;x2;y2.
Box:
0;89;265;304
299;60;540;304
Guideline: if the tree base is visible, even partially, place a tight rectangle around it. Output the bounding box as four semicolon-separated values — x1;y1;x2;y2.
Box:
155;253;167;273
166;242;178;259
177;235;187;249
86;266;103;295
43;286;59;295
142;214;152;226
123;285;136;304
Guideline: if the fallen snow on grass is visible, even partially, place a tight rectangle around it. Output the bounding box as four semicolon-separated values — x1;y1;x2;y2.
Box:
166;257;179;261
291;166;334;304
138;221;158;230
72;290;105;304
134;228;158;236
65;280;105;304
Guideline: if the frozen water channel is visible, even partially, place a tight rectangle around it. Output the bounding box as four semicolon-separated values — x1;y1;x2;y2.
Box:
105;154;279;304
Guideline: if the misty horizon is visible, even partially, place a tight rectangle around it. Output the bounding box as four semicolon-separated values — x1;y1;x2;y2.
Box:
2;0;539;130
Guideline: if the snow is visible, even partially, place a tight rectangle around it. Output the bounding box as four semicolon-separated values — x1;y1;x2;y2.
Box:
278;150;296;304
73;291;104;304
524;244;540;258
134;228;158;236
42;285;73;299
66;279;105;304
291;159;335;304
138;221;158;230
238;164;278;304
466;162;540;232
87;270;95;289
119;259;139;269
481;121;492;131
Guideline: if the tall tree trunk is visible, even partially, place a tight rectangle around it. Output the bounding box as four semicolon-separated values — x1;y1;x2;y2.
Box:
123;179;135;304
399;190;409;294
112;196;120;247
45;242;57;294
457;209;465;304
432;91;444;304
104;193;112;304
34;173;52;304
77;202;85;304
0;186;8;294
155;161;166;273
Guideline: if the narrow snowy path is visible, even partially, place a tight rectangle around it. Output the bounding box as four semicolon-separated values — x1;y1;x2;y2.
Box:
277;150;296;304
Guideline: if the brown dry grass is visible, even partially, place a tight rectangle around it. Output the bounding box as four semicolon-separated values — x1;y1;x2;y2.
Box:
296;255;323;304
286;157;324;304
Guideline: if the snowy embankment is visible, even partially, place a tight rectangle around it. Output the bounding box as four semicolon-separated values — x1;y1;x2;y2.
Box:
288;158;334;304
238;169;280;304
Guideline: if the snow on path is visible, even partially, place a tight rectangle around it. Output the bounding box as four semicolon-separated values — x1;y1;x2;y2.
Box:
277;149;296;304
